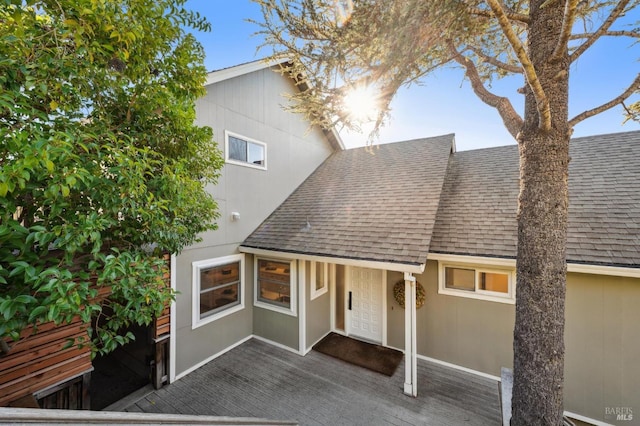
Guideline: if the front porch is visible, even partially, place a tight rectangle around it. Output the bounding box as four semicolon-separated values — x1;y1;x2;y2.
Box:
121;338;501;425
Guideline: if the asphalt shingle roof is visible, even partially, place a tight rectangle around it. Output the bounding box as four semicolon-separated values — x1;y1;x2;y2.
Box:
242;130;640;269
431;130;640;268
430;144;520;259
241;135;454;266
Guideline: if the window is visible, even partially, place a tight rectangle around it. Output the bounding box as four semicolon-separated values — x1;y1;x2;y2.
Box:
192;254;244;328
225;130;266;170
439;262;514;303
255;258;297;316
310;261;329;300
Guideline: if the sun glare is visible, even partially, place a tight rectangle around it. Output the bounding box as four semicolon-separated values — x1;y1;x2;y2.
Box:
334;0;354;26
343;85;380;123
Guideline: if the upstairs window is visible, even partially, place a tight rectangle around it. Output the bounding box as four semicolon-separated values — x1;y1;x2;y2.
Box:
438;262;514;303
225;130;266;170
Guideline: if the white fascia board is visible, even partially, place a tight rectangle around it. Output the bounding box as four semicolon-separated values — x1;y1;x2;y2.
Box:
329;127;345;150
428;253;640;278
567;263;640;279
239;246;424;274
205;58;288;86
427;253;516;268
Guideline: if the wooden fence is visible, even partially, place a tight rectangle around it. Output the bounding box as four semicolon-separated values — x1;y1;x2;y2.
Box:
0;254;172;408
0;317;92;408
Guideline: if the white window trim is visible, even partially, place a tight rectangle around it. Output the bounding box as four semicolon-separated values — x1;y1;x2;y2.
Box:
310;261;329;300
192;254;245;329
254;257;297;317
438;261;515;304
224;130;267;170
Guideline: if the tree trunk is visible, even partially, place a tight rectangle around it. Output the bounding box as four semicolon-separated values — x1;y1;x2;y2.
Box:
511;0;570;424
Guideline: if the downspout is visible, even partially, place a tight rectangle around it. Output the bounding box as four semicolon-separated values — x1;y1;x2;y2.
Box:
403;271;418;397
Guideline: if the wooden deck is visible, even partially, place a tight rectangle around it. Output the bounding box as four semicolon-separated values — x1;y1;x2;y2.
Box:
122;338;501;425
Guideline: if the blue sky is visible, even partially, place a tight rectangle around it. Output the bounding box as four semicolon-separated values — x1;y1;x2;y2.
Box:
184;0;640;150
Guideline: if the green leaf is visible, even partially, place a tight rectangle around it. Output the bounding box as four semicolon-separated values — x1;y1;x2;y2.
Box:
28;305;48;322
13;295;35;304
0;0;216;356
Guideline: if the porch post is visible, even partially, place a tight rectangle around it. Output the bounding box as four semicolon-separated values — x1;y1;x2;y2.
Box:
403;272;417;397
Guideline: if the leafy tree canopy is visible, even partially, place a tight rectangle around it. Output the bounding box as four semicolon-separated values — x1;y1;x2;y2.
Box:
0;0;223;356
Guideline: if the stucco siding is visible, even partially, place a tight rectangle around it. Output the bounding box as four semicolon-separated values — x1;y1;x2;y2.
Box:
564;272;640;423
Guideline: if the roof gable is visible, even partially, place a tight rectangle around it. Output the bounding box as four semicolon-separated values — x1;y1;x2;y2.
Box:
205;58;286;86
241;135;455;267
242;130;640;269
204;59;345;151
431;130;640;268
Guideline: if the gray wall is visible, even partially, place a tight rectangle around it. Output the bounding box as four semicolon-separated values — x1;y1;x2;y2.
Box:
386;260;515;375
174;66;334;376
564;272;640;423
253;305;299;350
252;259;301;350
191;67;334;249
305;261;331;350
386;261;640;424
174;246;253;374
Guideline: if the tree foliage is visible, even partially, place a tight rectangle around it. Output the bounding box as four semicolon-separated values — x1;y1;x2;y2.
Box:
254;0;639;423
0;0;223;356
254;0;639;136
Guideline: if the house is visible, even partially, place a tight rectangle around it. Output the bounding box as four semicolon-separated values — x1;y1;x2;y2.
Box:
171;59;640;426
170;59;344;378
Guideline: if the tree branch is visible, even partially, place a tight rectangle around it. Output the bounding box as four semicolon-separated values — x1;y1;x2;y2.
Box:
550;0;580;61
467;45;523;74
570;30;640;39
569;73;640;127
448;41;524;138
569;0;631;62
485;0;550;131
465;4;530;25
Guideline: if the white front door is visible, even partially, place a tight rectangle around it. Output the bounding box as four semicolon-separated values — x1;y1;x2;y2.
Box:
348;267;384;343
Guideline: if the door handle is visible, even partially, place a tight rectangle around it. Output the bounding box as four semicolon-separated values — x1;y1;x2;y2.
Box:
348;291;352;310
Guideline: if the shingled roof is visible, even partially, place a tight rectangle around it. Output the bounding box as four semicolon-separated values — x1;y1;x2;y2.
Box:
431;130;640;268
242;130;640;270
240;135;454;267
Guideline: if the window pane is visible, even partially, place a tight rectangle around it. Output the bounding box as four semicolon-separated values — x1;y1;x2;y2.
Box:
200;262;240;318
200;282;239;318
201;263;239;290
445;267;475;291
247;142;265;166
228;136;247;162
315;262;325;291
480;272;509;293
258;259;291;307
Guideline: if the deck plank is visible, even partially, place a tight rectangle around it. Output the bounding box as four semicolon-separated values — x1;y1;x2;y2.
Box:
123;338;501;425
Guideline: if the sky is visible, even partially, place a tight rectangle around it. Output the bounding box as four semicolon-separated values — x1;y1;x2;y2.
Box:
184;0;640;151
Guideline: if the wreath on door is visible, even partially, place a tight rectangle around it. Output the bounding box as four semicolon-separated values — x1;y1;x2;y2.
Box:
393;280;426;309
